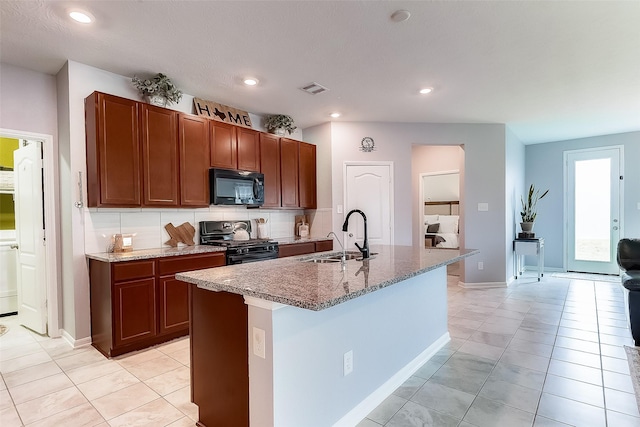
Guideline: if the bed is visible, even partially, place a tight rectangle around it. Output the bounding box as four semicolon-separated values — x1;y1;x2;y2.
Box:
424;201;459;249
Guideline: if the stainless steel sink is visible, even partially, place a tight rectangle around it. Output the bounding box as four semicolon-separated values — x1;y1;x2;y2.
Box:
303;251;378;263
306;258;342;263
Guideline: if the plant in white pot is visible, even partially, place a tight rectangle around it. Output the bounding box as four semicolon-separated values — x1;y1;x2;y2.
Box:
520;184;549;233
264;114;296;136
131;73;183;107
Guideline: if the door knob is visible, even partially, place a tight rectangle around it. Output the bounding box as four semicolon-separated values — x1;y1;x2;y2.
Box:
10;244;18;250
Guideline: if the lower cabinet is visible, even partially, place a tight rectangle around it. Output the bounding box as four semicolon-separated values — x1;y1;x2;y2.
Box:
278;240;333;258
89;252;225;357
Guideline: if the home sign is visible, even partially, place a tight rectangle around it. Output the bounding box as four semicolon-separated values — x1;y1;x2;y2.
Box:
193;98;253;128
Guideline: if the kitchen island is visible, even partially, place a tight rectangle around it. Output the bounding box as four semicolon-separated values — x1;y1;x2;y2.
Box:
177;245;477;427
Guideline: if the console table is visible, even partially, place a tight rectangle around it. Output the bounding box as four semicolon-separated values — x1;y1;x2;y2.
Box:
514;238;544;281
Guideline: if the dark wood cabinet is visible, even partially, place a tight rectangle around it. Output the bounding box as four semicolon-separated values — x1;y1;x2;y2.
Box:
141;105;179;206
280;138;299;208
89;251;225;357
113;278;157;347
278;240;333;258
259;133;281;207
298;141;317;209
236;127;260;172
179;114;210;207
86;92;141;207
86;91;316;210
210;121;237;169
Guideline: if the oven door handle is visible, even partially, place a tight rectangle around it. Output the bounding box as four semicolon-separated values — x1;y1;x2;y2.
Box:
227;251;278;264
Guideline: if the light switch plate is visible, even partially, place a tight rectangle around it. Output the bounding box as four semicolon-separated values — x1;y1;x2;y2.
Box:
337;205;343;214
253;327;266;359
478;203;489;211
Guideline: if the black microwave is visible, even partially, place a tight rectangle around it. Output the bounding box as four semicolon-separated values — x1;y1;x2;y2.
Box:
210;168;265;207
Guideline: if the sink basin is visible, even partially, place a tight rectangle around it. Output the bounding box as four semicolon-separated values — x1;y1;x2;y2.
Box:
326;253;360;261
303;251;379;263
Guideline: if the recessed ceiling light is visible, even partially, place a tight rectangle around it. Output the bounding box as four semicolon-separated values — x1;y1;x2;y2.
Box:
330;112;341;118
419;88;433;95
390;10;411;23
243;78;259;86
68;10;94;24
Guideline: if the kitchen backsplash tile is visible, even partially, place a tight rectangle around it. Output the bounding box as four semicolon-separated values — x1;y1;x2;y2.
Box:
84;211;121;253
121;211;162;250
85;207;306;253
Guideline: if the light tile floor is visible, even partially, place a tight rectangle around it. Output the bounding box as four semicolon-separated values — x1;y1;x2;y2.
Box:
0;318;195;427
0;272;638;427
358;273;640;427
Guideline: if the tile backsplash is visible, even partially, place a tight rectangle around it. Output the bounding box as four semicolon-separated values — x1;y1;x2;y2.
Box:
83;206;332;254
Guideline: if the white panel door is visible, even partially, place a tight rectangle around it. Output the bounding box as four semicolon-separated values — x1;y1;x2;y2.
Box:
566;147;622;275
14;141;47;334
344;164;392;249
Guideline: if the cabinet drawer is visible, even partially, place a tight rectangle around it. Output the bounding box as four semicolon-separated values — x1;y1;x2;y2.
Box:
278;242;316;258
315;240;333;253
158;252;226;276
112;260;155;282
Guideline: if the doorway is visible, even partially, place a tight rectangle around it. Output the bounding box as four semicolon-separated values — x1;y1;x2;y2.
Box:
344;162;393;249
0;129;60;337
565;146;623;275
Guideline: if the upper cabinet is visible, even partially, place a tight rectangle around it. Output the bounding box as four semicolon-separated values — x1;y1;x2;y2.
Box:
280;138;299;208
85;91;315;210
141;105;179;207
86;92;141;207
210;121;260;172
259;133;281;208
179;115;210;207
298;141;317;209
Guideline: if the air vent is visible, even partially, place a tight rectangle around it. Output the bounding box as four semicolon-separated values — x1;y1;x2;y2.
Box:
300;82;329;95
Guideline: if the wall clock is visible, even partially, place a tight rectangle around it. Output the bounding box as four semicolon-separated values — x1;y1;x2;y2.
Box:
360;137;375;152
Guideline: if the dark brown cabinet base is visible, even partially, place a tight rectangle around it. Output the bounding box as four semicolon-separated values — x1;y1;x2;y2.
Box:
89;252;225;357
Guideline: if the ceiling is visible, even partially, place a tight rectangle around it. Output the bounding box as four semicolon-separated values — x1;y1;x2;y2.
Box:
1;1;639;144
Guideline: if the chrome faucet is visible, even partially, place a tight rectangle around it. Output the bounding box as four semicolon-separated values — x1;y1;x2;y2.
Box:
327;231;346;263
342;209;370;259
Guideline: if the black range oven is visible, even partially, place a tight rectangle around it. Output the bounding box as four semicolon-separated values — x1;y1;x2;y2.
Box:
199;220;278;265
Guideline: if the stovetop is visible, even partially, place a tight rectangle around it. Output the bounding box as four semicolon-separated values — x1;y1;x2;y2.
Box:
200;220;277;248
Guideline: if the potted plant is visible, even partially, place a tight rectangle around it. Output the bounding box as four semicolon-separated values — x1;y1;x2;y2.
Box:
520;184;549;232
131;73;183;107
264;114;296;136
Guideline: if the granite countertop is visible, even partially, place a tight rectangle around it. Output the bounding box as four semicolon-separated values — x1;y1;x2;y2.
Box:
86;245;226;263
177;245;478;311
274;236;332;245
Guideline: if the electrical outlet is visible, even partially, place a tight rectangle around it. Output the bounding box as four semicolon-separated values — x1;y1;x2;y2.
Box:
343;350;353;376
253;327;266;359
478;261;484;270
337;204;343;214
478;203;489;211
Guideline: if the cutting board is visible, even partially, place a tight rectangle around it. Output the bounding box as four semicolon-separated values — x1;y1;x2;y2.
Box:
165;222;196;247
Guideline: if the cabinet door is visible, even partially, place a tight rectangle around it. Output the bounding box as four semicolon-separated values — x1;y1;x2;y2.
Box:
259;133;281;207
236;128;260;172
210;121;237;169
141;105;179;206
179;114;210;207
280;138;299;208
86;92;141;206
113;278;157;347
298;141;317;209
158;276;189;335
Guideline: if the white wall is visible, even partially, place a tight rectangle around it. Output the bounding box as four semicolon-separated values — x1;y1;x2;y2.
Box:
505;128;526;280
303;123;333;238
526;131;640;269
329;122;507;285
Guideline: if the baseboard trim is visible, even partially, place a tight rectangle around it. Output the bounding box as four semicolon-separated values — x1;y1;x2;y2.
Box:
458;281;507;289
333;332;450;427
60;329;92;349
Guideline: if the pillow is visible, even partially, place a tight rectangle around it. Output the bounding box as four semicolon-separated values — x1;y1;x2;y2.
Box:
427;223;440;233
439;222;457;233
438;215;459;233
424;215;439;225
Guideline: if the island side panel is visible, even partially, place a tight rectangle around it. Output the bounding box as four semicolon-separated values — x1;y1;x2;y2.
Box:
268;267;448;427
190;285;249;427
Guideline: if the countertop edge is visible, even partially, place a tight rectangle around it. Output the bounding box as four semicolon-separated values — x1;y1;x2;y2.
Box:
86;245;227;263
